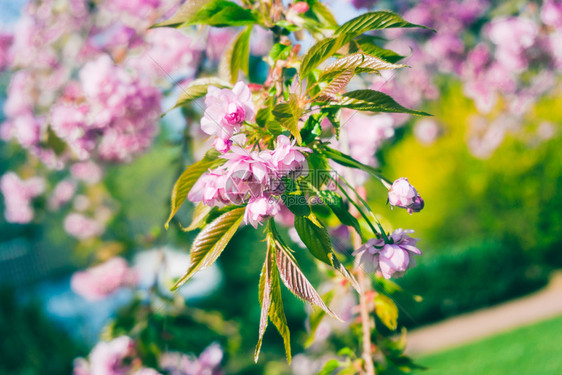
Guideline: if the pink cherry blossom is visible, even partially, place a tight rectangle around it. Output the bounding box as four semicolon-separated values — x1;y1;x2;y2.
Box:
71;257;137;301
353;229;421;279
201;82;255;151
64;212;105;240
244;196;282;228
188;169;232;208
269;135;310;177
0;172;45;224
388;177;424;214
221;146;274;198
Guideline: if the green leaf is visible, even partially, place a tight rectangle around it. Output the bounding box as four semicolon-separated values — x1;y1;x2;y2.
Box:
165;149;223;229
181;203;213;232
272;94;303;144
299;34;351;78
374;293;399;331
172;207;245;290
335;89;431;116
310;1;338;27
300;113;324;144
317;190;362;236
255;235;291;363
319;53;405;81
354;35;406;64
281;178;311;217
294;216;359;291
318;359;341;375
219;26;253;84
187;0;256;27
168;78;231;112
273;234;342;321
150;0;214;28
315;69;353;101
336;11;429;38
268;43;292;62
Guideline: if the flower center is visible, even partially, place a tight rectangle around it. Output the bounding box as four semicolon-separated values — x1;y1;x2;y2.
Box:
224;104;245;126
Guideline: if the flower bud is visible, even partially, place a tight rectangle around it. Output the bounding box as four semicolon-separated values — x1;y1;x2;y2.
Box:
388;177;424;214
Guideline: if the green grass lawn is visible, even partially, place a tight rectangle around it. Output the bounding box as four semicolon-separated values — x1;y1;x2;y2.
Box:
418;314;562;375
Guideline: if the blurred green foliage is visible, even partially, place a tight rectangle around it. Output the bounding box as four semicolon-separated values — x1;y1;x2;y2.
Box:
0;289;86;375
367;83;562;327
394;239;549;328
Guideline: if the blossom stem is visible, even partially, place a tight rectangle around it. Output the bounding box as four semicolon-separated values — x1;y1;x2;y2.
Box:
356;241;376;375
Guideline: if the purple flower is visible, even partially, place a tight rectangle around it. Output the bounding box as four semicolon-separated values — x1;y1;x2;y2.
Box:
388;178;424;214
71;257;137;301
353;229;422;279
244;196;281;228
201;82;255;152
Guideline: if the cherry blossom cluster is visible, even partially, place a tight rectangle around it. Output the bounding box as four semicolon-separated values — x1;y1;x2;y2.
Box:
189;135;310;228
355;0;562;157
189;82;311;228
73;336;223;375
0;0;209;235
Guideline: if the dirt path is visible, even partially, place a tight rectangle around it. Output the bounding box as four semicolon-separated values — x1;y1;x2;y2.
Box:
405;272;562;355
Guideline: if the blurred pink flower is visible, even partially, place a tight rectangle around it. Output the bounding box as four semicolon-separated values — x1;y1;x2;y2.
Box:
127;28;201;78
0;172;45;223
414;118;440;144
64;213;105;240
88;336;135;375
0;32;13;71
49;180;77;210
160;343;223;375
71;257;137;301
541;0;562;29
206;29;236;61
103;0;161;20
70;161;103;185
78;55;161;162
486;16;538;73
3;71;35;117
